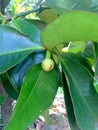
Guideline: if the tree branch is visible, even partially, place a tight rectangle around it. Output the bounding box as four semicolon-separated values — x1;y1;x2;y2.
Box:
3;6;50;24
35;0;45;6
14;8;40;19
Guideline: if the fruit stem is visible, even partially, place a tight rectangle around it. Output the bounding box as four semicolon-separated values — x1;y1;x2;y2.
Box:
45;51;51;59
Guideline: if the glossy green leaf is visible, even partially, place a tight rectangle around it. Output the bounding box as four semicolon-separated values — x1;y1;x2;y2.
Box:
0;93;5;105
83;41;94;66
41;11;98;51
0;25;40;74
43;0;98;13
68;41;85;53
83;41;94;58
7;19;47;32
6;64;58;130
61;52;93;76
93;42;98;56
0;73;19;100
61;53;98;130
62;73;81;130
12;19;41;45
93;79;98;93
8;51;45;91
93;42;98;93
93;57;98;93
27;20;47;31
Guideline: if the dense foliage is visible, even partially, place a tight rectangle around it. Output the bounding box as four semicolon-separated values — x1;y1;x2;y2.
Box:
0;0;98;130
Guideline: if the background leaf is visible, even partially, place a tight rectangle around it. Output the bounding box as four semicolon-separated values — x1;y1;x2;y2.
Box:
93;58;98;93
0;73;19;100
61;52;93;76
68;41;86;53
83;41;94;59
0;0;10;14
43;0;98;13
61;53;98;130
0;93;5;105
0;25;40;74
12;19;41;45
93;42;98;93
8;51;45;91
62;73;81;130
25;19;47;31
6;64;58;130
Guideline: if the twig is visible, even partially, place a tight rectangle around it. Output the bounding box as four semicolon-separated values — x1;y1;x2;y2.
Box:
2;6;50;24
13;7;40;19
35;0;44;6
14;6;50;19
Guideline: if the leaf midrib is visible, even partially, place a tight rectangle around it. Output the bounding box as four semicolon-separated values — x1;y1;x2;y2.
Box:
0;47;38;56
9;68;43;124
62;60;97;122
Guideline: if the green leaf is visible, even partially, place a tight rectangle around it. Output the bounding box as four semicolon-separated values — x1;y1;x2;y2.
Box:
93;42;98;56
41;11;98;51
0;25;40;74
83;41;94;66
62;73;81;130
43;0;98;13
0;73;19;100
68;41;85;53
7;19;47;32
61;52;93;76
0;93;5;105
6;64;58;130
61;53;98;130
93;42;98;93
93;79;98;94
12;19;41;45
83;41;94;58
27;20;47;31
8;51;45;91
93;57;98;93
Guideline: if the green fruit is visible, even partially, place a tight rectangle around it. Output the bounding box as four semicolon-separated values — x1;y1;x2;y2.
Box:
38;9;58;24
41;58;54;72
41;11;98;50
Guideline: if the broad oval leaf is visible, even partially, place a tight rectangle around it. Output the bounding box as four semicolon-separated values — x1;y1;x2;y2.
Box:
8;51;45;91
0;73;19;100
61;53;98;130
25;19;47;31
6;64;58;130
68;41;86;53
62;73;81;130
0;93;4;105
12;19;41;45
7;19;47;32
93;57;98;93
93;42;98;56
41;11;98;50
83;41;94;58
0;25;40;74
43;0;98;13
60;52;93;76
93;43;98;93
